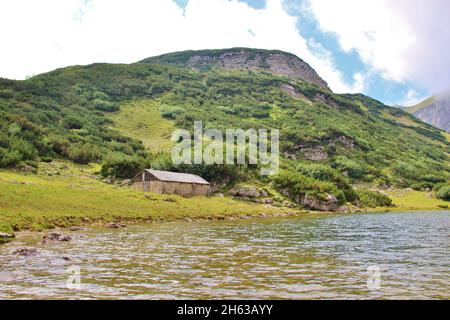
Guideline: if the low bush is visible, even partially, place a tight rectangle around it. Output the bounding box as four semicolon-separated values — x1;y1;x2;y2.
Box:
436;186;450;201
0;147;21;167
159;105;186;119
272;170;346;204
332;156;365;179
411;182;434;191
93;99;119;112
356;189;393;208
101;153;143;179
68;145;101;164
422;174;447;184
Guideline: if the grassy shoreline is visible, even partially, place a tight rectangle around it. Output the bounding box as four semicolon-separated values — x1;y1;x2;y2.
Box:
0;163;304;243
1;162;448;244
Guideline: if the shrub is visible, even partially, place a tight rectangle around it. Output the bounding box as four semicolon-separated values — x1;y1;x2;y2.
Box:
433;183;448;192
332;156;364;179
356;189;393;208
101;153;143;179
422;175;447;184
411;182;434;191
251;109;270;118
50;136;70;156
272;170;345;204
295;162;357;201
0;88;13;98
68;145;101;164
392;162;417;180
63;115;84;129
0;148;21;167
10;138;38;161
92;99;119;112
159;105;186;119
216;105;237;115
436;186;450;201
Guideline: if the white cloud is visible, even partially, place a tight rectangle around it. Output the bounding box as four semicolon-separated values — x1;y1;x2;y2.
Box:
0;0;362;93
307;0;450;93
396;89;427;107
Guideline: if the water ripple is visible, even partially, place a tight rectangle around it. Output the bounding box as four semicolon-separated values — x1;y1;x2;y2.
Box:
0;211;449;299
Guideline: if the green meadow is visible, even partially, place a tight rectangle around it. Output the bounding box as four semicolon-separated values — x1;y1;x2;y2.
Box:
0;162;300;236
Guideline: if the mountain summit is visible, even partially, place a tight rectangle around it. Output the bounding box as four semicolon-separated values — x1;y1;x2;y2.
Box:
141;48;330;90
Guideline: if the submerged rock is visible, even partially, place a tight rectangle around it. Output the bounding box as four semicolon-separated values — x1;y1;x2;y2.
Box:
336;206;350;213
42;232;72;244
0;232;15;241
13;248;38;257
106;223;127;229
69;226;85;231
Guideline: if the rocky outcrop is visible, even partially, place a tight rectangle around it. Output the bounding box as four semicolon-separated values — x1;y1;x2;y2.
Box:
330;136;356;149
229;187;273;203
230;187;262;199
299;194;339;212
143;48;330;90
280;83;310;100
301;146;328;161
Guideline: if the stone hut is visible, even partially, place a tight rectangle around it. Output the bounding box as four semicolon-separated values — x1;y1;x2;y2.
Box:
131;169;211;197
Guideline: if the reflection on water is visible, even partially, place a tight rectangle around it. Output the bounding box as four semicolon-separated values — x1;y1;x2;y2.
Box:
0;211;449;299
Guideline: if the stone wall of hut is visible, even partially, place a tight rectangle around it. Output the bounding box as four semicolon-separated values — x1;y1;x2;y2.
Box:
132;180;210;197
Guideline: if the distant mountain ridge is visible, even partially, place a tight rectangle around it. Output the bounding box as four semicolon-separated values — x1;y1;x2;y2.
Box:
404;95;450;132
141;48;330;90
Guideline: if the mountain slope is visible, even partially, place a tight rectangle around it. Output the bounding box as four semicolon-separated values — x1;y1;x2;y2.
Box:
404;95;450;132
0;48;449;211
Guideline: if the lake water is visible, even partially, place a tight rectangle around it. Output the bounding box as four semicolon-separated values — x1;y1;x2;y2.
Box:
0;211;449;299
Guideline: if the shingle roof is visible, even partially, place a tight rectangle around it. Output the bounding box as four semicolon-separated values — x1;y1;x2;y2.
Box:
145;169;210;185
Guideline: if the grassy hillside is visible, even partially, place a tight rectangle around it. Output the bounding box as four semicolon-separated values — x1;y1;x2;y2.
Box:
383;189;449;211
108;99;174;151
0;48;449;219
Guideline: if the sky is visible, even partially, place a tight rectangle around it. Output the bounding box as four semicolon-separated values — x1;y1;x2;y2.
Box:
0;0;448;106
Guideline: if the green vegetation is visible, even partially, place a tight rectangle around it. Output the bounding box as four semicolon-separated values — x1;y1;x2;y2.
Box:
0;48;449;230
108;99;175;151
380;189;450;211
0;162;299;235
435;185;450;201
355;189;392;208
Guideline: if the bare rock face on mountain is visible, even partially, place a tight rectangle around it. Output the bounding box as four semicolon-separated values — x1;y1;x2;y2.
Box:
141;48;330;90
404;95;450;132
